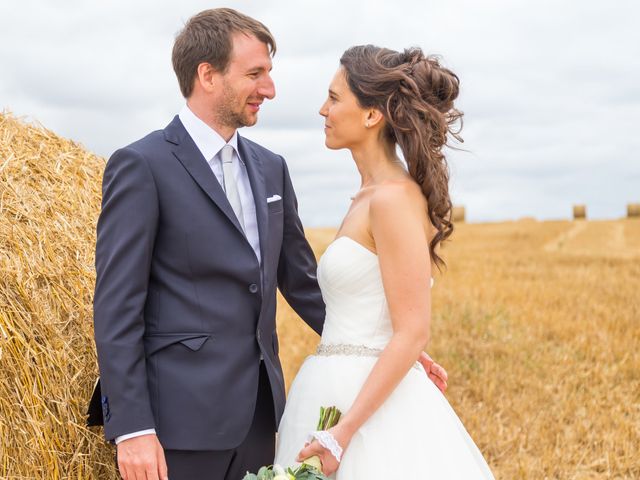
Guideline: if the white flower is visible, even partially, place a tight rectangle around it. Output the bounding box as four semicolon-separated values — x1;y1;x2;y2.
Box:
272;464;286;476
303;455;323;471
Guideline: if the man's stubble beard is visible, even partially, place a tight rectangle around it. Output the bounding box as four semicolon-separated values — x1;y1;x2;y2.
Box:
215;80;257;130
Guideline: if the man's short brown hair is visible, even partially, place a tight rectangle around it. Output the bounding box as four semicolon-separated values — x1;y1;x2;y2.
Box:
172;8;276;98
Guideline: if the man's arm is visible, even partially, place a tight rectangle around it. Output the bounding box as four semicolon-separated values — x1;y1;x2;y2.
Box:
115;429;157;444
276;157;325;334
93;146;158;440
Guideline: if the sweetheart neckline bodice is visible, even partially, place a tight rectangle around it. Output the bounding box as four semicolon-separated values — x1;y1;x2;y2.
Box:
317;235;433;349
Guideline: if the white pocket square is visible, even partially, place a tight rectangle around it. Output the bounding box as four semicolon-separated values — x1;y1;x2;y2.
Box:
267;194;282;203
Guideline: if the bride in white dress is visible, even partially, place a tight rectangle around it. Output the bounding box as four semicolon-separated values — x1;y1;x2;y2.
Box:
275;45;494;479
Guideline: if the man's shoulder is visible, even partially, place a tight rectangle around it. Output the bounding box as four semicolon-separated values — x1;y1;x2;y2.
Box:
239;135;284;165
115;116;181;157
108;128;172;166
105;129;170;174
122;129;167;155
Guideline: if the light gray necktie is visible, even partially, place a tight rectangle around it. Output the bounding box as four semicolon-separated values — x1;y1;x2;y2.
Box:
220;144;245;232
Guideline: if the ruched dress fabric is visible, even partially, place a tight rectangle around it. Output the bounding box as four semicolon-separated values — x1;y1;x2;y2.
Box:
274;236;495;479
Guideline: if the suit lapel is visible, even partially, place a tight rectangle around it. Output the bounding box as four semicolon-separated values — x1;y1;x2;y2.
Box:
238;134;268;270
165;116;245;237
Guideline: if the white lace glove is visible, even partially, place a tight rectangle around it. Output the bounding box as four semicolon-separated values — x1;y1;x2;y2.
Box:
306;430;343;463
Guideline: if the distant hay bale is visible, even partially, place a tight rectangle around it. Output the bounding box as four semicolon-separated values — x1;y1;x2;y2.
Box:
573;205;587;220
452;205;466;223
627;203;640;218
0;112;114;476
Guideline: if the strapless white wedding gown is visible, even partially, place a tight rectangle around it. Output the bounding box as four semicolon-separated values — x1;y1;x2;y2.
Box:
274;236;495;479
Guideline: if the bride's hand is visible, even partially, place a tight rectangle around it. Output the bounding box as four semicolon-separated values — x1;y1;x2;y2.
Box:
296;424;352;476
419;351;448;393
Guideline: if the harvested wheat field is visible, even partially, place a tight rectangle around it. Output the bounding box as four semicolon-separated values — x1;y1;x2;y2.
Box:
1;112;639;478
280;222;640;479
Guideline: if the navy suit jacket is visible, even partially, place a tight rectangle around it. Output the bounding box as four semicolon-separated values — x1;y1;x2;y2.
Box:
92;116;325;450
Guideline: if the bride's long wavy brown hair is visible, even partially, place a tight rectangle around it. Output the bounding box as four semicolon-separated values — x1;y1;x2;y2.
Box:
340;45;463;269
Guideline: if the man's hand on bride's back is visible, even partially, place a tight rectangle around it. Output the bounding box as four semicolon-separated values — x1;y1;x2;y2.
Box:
116;434;168;480
418;351;448;393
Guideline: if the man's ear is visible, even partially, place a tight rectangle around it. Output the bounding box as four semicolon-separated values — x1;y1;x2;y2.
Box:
195;62;218;93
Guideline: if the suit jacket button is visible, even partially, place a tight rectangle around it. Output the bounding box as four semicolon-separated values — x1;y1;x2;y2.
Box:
249;283;259;294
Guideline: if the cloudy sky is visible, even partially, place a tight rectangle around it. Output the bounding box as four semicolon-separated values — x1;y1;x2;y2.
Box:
1;0;638;226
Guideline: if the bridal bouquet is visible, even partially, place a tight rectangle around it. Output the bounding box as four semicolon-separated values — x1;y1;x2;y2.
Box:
243;406;342;480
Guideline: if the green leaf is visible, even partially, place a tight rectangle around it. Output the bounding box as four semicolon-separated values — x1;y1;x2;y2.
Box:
256;466;275;480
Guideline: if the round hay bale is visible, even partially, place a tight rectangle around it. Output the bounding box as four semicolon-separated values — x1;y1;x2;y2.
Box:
573;204;587;220
0;112;114;476
452;205;466;223
627;203;640;218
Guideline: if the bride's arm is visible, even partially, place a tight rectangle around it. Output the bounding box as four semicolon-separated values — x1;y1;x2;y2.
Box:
297;183;433;473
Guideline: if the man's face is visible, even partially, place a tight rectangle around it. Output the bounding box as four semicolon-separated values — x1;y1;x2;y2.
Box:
215;33;275;129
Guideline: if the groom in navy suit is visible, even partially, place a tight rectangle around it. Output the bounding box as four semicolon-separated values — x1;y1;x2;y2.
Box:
92;8;447;480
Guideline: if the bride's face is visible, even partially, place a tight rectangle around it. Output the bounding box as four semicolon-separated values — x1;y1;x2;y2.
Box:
319;68;369;150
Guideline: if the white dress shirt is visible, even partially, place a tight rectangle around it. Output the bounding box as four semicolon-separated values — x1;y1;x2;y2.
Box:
179;104;261;263
115;106;262;445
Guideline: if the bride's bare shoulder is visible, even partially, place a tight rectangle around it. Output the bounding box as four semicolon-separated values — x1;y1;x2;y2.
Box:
369;180;427;216
368;180;431;247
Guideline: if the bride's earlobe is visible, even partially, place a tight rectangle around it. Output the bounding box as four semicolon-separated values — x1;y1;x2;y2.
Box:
366;109;384;128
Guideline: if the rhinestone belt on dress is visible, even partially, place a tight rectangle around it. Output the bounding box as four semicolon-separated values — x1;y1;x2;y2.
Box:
315;343;423;371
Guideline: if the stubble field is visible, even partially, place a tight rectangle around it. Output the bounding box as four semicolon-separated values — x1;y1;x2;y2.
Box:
278;220;640;479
